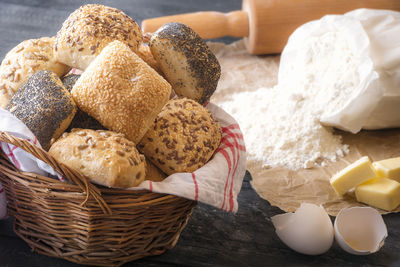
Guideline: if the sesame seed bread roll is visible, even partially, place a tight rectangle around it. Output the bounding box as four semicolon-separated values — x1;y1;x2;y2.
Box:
138;98;222;175
54;4;142;70
49;129;146;188
6;70;77;150
71;40;171;144
0;37;70;108
150;23;221;104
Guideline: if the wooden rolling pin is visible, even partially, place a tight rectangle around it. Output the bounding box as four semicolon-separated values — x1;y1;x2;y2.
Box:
142;0;400;55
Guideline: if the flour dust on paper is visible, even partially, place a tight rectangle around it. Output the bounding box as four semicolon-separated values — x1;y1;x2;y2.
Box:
209;35;358;170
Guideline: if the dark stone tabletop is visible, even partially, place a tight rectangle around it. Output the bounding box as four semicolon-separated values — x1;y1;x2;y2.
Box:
0;1;399;266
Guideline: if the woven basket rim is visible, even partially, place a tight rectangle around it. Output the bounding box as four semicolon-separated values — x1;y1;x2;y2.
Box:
0;130;197;207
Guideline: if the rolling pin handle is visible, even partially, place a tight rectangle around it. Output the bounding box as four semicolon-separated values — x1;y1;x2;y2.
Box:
141;10;249;39
226;10;249;38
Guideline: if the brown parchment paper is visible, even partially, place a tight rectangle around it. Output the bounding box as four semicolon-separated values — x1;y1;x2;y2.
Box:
209;40;400;216
249;129;400;216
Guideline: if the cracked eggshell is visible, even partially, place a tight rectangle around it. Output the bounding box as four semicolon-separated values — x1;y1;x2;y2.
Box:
271;203;334;255
334;207;387;255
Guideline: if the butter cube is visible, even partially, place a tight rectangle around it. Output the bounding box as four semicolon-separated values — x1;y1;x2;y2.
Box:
373;157;400;182
355;177;400;211
330;156;377;196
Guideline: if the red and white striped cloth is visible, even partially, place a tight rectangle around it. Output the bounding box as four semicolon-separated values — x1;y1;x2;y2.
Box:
0;102;246;217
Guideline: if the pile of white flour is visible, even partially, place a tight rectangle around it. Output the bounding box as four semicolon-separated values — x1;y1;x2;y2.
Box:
210;33;355;170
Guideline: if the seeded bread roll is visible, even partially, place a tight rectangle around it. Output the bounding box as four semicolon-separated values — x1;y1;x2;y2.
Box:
150;23;221;104
62;74;105;130
6;70;76;150
54;4;142;70
138;98;221;175
137;44;162;75
49;129;146;188
145;159;166;182
71;40;171;144
0;37;70;108
61;73;81;92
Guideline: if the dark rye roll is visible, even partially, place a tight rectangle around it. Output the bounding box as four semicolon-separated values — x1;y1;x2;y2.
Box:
6;70;77;150
138;98;221;175
61;74;105;131
61;73;81;92
54;4;142;70
150;23;221;104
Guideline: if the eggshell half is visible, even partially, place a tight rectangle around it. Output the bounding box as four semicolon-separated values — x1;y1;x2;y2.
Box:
334;207;387;255
271;203;334;255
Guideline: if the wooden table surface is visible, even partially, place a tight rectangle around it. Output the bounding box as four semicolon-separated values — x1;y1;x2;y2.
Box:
0;1;399;266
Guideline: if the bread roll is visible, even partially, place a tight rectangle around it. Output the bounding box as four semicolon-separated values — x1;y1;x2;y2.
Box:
0;37;70;108
138;98;221;175
68;108;106;131
71;40;171;144
54;4;142;70
49;129;146;188
137;44;162;75
61;73;80;92
61;74;105;130
150;23;221;104
145;159;166;182
6;70;76;150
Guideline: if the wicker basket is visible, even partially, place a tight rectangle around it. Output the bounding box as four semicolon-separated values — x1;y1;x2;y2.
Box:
0;132;196;266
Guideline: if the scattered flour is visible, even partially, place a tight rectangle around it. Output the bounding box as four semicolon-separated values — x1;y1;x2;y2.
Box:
210;32;357;170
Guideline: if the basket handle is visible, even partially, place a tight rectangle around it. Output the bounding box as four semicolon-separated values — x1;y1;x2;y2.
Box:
0;131;112;215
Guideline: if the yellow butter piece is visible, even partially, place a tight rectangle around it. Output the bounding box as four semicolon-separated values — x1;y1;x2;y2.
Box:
373;157;400;182
355;177;400;211
330;156;377;196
